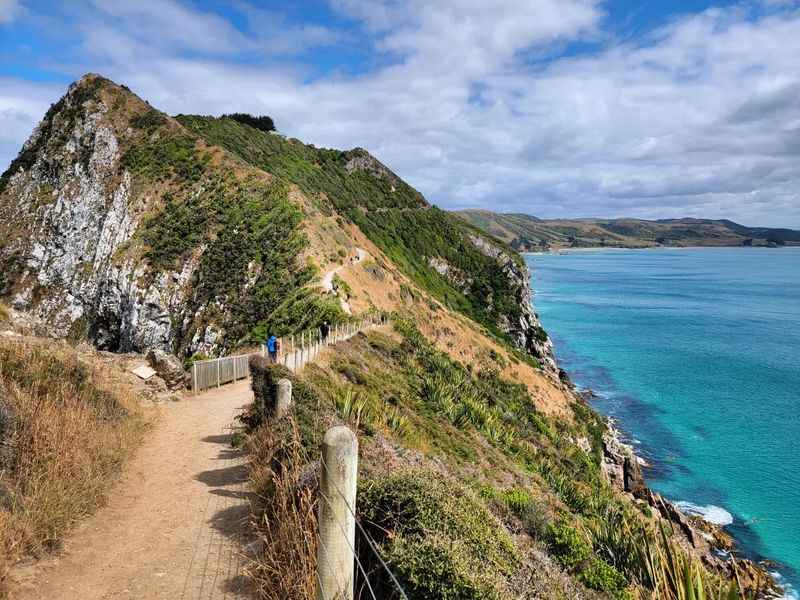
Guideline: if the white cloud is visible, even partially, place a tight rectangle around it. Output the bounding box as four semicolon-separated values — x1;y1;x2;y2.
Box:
2;1;800;227
0;77;63;171
0;0;18;23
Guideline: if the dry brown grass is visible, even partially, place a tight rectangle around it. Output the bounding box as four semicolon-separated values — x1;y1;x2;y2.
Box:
245;420;318;600
0;340;146;596
0;303;8;323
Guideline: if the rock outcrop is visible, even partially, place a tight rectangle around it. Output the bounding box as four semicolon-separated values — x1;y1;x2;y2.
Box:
466;233;558;373
146;349;186;391
0;75;200;354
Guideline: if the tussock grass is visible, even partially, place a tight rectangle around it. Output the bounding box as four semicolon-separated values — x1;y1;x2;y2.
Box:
245;420;318;600
0;303;8;322
0;341;145;596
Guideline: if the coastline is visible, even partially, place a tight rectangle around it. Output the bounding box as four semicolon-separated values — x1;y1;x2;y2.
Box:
527;252;795;599
568;380;788;598
523;244;800;256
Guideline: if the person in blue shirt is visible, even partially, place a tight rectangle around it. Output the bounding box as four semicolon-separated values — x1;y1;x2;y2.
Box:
267;334;278;362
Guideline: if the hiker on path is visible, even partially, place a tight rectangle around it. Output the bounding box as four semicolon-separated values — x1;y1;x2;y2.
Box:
267;334;279;363
321;321;330;342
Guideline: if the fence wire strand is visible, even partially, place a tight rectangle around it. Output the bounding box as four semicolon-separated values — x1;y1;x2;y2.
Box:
319;454;410;600
317;487;379;600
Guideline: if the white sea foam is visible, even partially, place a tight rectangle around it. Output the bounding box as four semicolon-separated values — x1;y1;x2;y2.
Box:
771;572;799;600
673;501;734;526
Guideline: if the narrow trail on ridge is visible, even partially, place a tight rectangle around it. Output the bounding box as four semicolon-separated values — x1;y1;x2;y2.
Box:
320;247;367;292
12;381;256;600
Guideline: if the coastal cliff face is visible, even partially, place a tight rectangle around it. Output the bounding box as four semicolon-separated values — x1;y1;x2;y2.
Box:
466;233;557;372
0;76;189;352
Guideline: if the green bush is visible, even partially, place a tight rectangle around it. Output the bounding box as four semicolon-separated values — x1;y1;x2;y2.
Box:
499;487;533;514
532;326;548;343
220;113;275;132
547;522;591;570
579;557;628;595
359;470;519;599
382;534;509;600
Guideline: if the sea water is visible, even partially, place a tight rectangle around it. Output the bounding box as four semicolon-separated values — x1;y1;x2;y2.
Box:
526;247;800;596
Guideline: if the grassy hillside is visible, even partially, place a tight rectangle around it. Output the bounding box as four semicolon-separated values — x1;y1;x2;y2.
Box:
456;209;800;250
113;100;346;351
242;323;763;599
176;115;531;344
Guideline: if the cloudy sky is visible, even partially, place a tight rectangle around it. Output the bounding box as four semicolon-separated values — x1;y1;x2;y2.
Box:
2;0;800;227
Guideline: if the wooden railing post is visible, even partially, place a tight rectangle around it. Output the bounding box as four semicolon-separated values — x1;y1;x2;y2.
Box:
317;426;358;600
276;379;292;418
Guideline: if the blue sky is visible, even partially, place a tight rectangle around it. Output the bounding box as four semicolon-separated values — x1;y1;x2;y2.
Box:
2;0;800;226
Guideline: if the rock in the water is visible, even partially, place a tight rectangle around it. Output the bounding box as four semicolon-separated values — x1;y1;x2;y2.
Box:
146;349;186;390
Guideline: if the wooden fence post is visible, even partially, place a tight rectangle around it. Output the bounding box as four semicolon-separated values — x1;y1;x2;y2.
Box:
317;426;358;600
276;379;292;418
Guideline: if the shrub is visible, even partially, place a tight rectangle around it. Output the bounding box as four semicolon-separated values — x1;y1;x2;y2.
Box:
331;385;372;431
359;470;519;599
579;557;628;594
221;113;276;132
499;487;534;514
547;521;591;570
332;273;352;299
532;326;548;343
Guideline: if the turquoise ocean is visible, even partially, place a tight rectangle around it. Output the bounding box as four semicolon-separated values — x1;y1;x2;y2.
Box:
526;248;800;597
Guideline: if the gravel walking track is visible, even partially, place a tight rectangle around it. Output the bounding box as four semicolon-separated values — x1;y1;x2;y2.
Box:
13;381;256;600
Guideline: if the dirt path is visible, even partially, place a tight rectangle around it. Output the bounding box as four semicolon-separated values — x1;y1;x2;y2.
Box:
12;381;256;600
320;247;367;292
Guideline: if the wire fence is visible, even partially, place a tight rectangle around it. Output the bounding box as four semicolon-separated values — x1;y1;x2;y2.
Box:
317;439;409;600
197;311;404;599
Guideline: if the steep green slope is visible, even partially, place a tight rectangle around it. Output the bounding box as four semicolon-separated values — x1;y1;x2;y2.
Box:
456;209;800;250
243;323;769;599
176;115;531;344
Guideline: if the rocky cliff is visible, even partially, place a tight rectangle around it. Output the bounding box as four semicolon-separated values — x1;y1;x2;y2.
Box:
0;75;184;351
466;232;557;372
0;75;326;357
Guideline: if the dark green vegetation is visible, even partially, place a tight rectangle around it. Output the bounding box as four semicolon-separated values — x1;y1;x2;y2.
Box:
176;115;531;343
359;471;520;599
221;113;275;133
456;209;800;250
118;101;346;353
243;321;753;599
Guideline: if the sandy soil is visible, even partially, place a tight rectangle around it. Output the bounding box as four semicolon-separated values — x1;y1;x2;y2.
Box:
11;381;256;600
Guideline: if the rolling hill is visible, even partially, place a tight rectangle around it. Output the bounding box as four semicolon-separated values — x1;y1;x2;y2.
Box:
456;209;800;251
